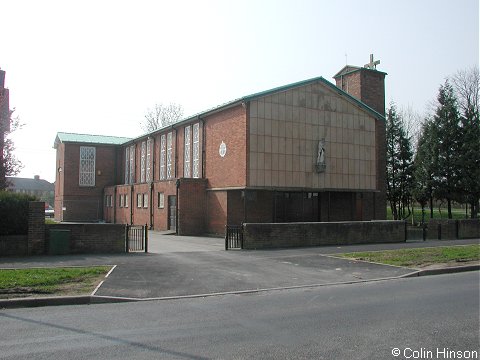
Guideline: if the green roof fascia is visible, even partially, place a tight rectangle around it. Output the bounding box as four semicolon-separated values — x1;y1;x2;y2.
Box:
126;74;386;143
317;77;386;121
55;132;132;147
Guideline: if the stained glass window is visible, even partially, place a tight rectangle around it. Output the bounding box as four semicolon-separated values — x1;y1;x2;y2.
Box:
193;123;200;178
184;126;191;178
160;134;166;180
79;146;95;186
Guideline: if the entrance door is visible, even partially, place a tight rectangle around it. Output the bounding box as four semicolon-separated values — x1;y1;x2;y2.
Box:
168;195;177;231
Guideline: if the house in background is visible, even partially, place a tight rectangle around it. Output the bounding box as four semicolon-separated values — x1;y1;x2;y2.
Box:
54;58;387;235
7;175;55;207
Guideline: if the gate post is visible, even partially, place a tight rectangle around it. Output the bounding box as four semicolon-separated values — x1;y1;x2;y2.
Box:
225;225;228;251
125;224;130;253
144;223;148;253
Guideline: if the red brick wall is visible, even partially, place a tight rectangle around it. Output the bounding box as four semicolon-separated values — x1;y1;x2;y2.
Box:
227;190;244;225
54;143;65;221
152;180;177;231
361;71;386;116
206;190;227;235
334;69;385;116
28;201;45;255
58;143;117;222
204;105;247;189
115;185;133;225
131;183;151;227
177;178;207;235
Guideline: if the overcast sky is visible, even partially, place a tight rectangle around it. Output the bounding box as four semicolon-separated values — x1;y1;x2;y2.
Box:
2;0;478;183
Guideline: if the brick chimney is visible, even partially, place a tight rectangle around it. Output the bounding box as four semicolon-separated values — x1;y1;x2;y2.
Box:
333;55;387;116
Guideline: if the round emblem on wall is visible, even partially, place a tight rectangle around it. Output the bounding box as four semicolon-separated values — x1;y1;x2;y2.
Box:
219;141;227;157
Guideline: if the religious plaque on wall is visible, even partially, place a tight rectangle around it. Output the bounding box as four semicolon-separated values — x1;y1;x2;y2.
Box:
315;138;326;173
219;141;227;157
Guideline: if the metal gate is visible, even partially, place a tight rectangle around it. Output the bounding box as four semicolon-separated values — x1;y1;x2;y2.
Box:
225;225;243;250
126;224;148;253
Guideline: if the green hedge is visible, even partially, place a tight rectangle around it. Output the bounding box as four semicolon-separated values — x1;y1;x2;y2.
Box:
0;191;36;235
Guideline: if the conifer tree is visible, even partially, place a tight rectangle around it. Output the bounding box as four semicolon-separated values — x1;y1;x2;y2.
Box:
431;81;462;219
386;103;414;220
451;68;480;218
413;121;437;222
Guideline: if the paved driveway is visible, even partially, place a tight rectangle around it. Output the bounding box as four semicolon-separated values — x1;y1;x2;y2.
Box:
2;232;477;300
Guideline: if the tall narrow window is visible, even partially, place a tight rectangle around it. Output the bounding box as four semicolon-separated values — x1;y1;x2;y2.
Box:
167;132;173;179
184;126;191;178
146;138;152;182
124;147;130;184
193;123;200;178
160;134;166;180
79;146;96;186
129;145;135;184
140;141;146;183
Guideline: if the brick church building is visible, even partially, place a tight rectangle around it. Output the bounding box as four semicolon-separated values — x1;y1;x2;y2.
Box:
54;59;387;235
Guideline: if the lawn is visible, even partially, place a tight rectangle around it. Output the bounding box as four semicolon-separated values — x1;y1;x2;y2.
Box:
0;266;111;299
386;207;468;223
336;245;480;268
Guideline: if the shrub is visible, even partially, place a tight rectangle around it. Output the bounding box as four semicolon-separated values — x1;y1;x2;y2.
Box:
0;191;36;235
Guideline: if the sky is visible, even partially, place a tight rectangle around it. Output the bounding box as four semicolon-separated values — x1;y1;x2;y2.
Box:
1;0;478;183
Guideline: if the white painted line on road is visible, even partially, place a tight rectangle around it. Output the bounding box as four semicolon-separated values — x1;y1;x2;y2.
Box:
105;265;117;278
90;265;117;296
91;281;104;296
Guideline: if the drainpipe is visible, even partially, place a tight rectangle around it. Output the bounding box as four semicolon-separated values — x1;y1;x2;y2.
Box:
113;185;117;224
150;181;154;230
130;185;134;224
200;117;206;178
176;179;180;235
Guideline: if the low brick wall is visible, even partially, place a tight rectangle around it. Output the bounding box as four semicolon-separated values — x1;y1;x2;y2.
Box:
0;235;28;256
458;219;480;239
427;219;480;240
45;224;126;254
242;221;406;250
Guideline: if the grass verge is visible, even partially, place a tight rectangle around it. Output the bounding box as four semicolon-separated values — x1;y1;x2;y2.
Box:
0;266;111;299
336;245;480;268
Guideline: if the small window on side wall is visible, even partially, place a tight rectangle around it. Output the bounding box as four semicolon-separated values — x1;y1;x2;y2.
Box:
158;192;164;209
137;193;142;208
143;193;148;208
125;194;129;208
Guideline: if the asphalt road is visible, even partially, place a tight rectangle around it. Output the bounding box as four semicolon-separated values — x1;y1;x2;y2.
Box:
1;272;478;360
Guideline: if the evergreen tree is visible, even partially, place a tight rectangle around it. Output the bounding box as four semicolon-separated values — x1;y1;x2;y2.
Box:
386;103;414;220
451;68;480;218
413;121;437;223
431;81;462;219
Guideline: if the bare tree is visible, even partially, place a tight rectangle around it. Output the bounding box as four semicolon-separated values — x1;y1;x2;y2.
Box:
450;67;480;218
0;109;24;190
141;103;184;133
399;105;423;148
451;67;479;116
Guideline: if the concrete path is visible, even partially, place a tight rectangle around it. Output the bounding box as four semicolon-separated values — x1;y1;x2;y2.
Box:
1;233;478;301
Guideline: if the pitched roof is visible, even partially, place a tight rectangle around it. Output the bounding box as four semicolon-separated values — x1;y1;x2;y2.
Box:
7;177;54;192
176;75;385;123
127;75;386;143
54;132;132;148
333;65;388;78
55;73;386;146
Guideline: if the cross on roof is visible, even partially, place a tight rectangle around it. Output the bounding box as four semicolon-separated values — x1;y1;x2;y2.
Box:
364;54;380;70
